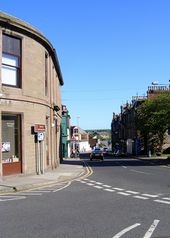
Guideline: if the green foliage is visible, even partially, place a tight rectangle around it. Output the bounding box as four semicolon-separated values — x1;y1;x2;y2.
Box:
136;91;170;152
88;130;111;140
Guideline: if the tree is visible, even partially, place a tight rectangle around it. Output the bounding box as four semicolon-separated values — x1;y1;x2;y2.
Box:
136;91;170;153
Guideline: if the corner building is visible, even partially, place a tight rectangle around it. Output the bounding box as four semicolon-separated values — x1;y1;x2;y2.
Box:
0;12;64;176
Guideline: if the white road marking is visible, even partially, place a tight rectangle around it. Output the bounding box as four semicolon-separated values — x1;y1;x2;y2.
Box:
89;180;96;183
130;169;150;175
112;223;140;238
77;171;85;177
53;181;71;192
113;188;124;191
80;180;170;206
162;197;170;200
133;195;149;200
103;185;112;188
93;185;103;189
143;219;160;238
80;181;87;183
118;192;130;196
122;166;127;168
142;194;159;198
154;199;170;205
126;190;139;194
86;183;94;186
0;195;26;201
104;189;115;192
16;192;42;196
34;190;51;193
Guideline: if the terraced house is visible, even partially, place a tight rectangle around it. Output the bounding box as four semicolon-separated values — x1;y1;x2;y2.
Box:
0;12;64;176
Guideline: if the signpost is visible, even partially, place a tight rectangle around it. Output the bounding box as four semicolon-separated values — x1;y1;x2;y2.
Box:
34;124;45;174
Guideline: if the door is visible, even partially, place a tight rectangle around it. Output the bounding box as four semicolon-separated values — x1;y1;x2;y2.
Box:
2;114;22;176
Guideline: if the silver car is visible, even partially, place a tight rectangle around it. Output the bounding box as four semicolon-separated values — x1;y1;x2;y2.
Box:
90;148;104;161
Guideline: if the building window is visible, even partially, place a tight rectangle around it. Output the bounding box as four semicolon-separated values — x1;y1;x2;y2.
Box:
45;53;48;96
2;34;21;87
74;128;78;134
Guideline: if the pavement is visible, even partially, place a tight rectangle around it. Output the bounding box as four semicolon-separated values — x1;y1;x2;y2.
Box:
0;158;90;194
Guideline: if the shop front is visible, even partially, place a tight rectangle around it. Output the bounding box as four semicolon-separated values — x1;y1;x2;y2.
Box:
2;114;22;176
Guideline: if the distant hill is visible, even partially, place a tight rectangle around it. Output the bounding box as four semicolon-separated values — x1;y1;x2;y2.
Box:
85;129;111;139
86;129;111;133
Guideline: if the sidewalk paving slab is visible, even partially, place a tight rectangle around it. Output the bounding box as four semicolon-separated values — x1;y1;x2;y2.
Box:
0;159;87;194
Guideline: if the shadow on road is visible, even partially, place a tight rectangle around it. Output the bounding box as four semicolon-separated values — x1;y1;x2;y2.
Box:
79;153;170;167
61;159;86;167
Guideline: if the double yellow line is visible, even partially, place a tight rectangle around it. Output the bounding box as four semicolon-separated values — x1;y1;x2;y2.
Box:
77;160;93;181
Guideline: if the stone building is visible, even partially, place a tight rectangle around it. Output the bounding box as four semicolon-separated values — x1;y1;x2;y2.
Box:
111;86;170;155
111;96;147;155
0;12;64;176
61;105;71;159
70;126;91;154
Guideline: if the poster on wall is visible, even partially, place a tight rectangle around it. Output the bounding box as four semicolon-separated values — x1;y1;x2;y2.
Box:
2;142;10;152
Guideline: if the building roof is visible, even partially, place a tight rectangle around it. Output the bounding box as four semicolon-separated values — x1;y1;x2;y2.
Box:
0;11;64;85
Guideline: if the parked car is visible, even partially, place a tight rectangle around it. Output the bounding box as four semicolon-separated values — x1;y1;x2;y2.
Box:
90;148;104;161
103;147;108;154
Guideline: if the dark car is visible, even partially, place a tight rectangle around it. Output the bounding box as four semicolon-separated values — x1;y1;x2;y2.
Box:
90;148;104;161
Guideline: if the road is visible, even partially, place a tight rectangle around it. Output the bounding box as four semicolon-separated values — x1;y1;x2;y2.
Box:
0;156;170;238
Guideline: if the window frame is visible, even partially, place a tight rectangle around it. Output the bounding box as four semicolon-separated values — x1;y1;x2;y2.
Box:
2;33;22;88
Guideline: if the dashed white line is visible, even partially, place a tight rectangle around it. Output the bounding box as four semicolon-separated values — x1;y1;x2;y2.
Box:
162;197;170;200
130;169;150;175
126;190;139;194
95;182;103;185
154;199;170;205
80;179;170;206
103;185;112;188
80;181;87;183
104;189;115;192
142;194;159;198
89;180;96;183
118;192;130;196
113;188;124;191
86;183;94;186
93;185;103;189
133;195;149;200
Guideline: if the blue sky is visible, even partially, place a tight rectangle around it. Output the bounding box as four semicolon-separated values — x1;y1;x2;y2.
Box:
1;0;170;129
